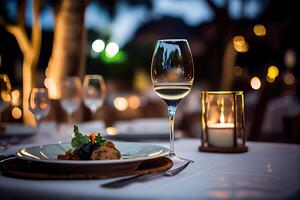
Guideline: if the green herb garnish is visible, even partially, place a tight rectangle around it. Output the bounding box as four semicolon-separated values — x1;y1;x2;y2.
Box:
71;125;106;148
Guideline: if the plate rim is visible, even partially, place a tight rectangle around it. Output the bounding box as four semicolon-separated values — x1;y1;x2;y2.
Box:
15;141;170;165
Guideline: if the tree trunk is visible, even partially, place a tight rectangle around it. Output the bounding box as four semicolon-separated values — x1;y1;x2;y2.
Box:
5;0;41;125
47;0;87;99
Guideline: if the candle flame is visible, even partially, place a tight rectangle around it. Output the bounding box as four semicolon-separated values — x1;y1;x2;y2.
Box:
220;98;225;123
220;110;225;124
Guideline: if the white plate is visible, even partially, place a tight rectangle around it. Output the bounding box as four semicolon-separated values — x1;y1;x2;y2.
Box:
15;142;169;165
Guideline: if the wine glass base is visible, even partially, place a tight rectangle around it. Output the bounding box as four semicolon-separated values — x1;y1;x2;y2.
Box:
167;152;194;163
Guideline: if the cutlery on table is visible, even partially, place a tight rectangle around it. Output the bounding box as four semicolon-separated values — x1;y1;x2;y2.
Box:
101;158;192;188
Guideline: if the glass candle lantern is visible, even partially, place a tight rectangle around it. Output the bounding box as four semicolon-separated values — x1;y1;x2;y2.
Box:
200;91;248;153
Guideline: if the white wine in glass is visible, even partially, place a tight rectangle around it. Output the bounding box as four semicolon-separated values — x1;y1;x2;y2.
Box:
151;39;194;157
154;83;192;106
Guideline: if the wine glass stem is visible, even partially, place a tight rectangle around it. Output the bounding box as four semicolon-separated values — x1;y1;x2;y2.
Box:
91;109;97;120
167;105;177;156
36;118;41;134
67;112;73;124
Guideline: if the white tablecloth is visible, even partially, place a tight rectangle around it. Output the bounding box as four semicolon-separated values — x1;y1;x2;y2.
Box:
0;122;300;200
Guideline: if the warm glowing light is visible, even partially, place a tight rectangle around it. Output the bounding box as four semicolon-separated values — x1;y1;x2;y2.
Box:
250;76;261;90
114;97;128;111
253;24;266;36
1;91;11;102
267;66;279;79
233;36;249;53
105;42;119;58
128;96;140;109
233;66;243;76
106;127;118;136
220;98;225;124
12;107;22;119
266;75;275;83
92;39;105;53
284;72;295;85
11;90;21;106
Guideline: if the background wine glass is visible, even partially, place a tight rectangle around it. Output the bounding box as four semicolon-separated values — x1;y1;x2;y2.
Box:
0;74;11;126
29;88;50;127
83;75;106;117
151;39;194;157
60;76;82;123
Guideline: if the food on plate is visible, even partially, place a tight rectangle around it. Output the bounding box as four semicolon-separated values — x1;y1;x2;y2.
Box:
58;125;121;160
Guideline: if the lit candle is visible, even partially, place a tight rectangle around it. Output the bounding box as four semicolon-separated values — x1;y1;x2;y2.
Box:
207;98;235;147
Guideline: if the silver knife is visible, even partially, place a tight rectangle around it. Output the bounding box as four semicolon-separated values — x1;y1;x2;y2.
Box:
101;159;192;188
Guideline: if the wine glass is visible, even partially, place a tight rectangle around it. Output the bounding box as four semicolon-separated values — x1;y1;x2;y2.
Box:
0;74;11;125
29;88;50;127
60;76;82;123
151;39;194;157
83;75;106;117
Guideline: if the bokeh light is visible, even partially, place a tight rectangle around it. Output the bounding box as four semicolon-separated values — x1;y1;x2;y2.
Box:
253;24;266;36
1;91;11;102
250;76;261;90
12;107;22;119
105;42;119;58
128;96;140;109
11;90;20;106
233;36;249;53
114;96;128;111
267;65;279;79
233;66;243;76
266;75;275;83
106;127;118;135
283;72;295;85
92;39;105;53
284;49;296;69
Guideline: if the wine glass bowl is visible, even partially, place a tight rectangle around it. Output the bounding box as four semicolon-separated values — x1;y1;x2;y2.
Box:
60;76;82;123
151;39;194;156
83;74;106;114
29;88;50;125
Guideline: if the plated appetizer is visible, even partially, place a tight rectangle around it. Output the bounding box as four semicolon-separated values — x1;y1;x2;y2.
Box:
58;125;121;160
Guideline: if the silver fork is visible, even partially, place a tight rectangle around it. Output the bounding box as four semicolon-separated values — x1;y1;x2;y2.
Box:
101;158;192;188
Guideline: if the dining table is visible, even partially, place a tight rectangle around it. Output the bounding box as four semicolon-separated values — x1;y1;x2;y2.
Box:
0;121;300;200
